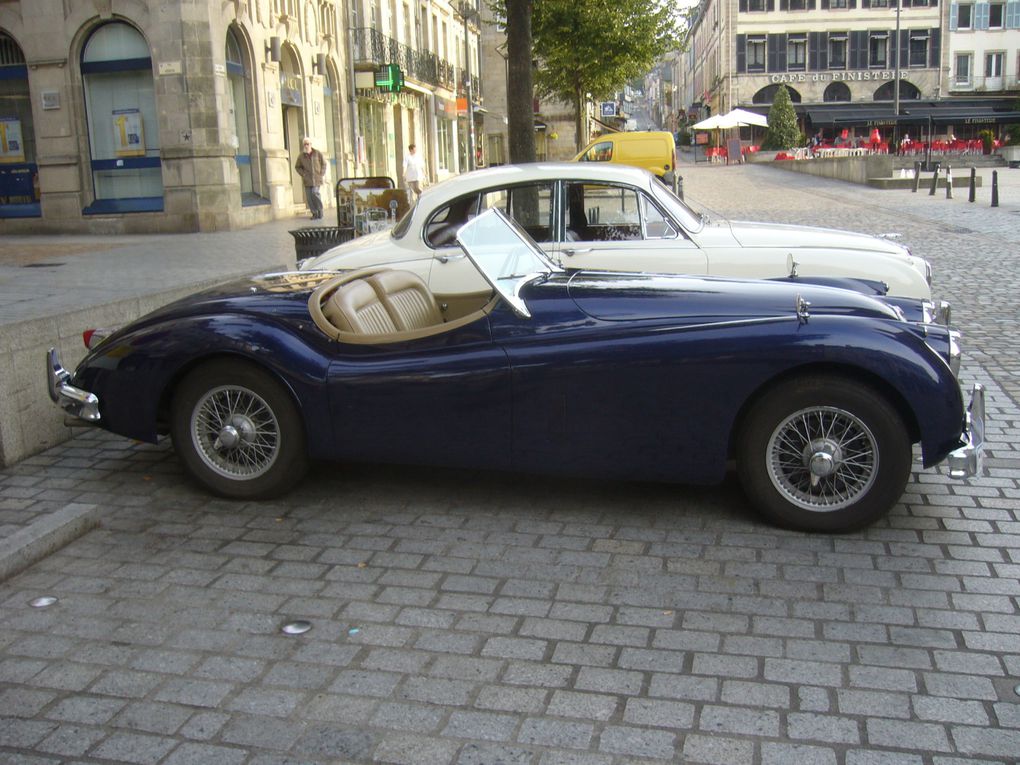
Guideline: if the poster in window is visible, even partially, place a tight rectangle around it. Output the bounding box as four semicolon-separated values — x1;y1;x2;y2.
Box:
0;118;26;164
112;108;145;157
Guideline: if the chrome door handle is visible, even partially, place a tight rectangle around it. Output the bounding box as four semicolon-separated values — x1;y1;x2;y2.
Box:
563;248;593;256
437;253;466;264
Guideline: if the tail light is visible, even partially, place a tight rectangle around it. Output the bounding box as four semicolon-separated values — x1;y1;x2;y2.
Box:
82;328;113;350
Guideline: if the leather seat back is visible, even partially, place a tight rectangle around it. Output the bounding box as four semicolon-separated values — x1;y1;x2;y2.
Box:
368;271;443;332
323;278;398;335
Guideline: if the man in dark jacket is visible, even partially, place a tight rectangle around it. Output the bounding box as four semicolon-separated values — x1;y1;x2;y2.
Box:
295;137;326;219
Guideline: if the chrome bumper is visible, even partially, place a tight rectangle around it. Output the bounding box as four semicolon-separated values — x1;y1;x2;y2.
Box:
46;348;101;423
946;384;985;479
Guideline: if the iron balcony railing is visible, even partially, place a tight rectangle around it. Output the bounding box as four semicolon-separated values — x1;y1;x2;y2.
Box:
352;27;480;100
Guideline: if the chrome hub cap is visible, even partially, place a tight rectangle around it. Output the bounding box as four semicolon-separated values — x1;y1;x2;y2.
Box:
191;385;280;480
767;406;878;512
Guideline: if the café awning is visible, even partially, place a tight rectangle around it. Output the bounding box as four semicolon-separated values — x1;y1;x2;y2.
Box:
804;98;1020;128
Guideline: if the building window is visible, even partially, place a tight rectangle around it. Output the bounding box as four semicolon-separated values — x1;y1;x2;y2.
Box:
748;36;766;71
789;0;806;9
869;33;888;67
986;51;1004;77
829;35;847;68
990;2;1004;28
823;82;851;101
788;37;806;71
226;28;256;199
871;0;888;6
957;3;973;28
748;0;765;11
437;118;452;170
81;22;163;213
955;53;972;84
831;0;847;6
908;33;929;67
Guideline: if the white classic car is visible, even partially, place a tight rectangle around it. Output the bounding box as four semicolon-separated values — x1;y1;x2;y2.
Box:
300;163;938;312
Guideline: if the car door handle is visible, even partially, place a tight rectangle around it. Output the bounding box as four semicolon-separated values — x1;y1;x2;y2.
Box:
437;253;466;264
563;248;593;256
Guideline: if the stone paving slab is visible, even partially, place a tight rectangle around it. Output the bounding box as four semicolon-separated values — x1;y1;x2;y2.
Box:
0;165;1017;764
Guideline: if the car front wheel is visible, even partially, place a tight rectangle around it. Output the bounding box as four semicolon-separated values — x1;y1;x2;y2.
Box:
171;360;308;499
737;376;912;532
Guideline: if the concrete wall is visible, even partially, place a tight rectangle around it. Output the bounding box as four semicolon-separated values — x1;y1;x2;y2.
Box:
0;283;229;467
764;155;894;186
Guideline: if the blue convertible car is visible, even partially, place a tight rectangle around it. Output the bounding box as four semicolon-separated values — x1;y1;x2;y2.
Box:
48;210;983;532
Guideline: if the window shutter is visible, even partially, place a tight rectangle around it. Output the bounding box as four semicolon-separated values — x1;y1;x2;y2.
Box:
737;34;747;72
808;0;817;8
1006;1;1020;27
975;2;990;28
899;27;910;68
809;32;827;70
768;0;776;10
768;33;788;71
929;27;940;66
780;0;789;8
849;30;868;68
949;3;958;29
849;0;857;8
740;0;748;12
821;0;830;7
861;0;871;7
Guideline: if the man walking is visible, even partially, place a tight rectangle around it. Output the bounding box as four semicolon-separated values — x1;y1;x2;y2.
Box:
402;143;425;202
295;137;326;219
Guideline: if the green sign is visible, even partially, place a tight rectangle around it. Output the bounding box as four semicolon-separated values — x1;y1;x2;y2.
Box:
375;63;404;93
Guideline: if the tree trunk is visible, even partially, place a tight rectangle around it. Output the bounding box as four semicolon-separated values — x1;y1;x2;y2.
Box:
506;0;536;163
574;86;585;153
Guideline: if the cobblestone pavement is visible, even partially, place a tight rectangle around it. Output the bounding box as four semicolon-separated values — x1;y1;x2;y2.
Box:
1;165;1018;764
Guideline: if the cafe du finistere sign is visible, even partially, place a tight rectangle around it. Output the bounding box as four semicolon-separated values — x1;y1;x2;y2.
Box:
769;69;899;84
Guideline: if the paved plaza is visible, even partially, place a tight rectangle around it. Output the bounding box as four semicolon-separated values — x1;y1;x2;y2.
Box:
1;164;1018;764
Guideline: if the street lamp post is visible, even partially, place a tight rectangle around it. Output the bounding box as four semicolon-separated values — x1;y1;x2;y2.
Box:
458;1;478;171
893;1;901;122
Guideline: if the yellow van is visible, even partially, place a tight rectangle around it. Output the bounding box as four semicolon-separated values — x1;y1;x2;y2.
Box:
573;131;678;187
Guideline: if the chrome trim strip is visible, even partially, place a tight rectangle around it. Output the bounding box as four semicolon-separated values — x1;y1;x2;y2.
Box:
948;330;962;378
47;348;101;423
946;384;985;479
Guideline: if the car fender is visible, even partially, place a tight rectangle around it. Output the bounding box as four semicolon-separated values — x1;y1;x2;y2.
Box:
72;314;335;455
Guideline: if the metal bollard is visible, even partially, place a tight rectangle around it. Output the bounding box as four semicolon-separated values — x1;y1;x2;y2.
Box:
677;174;685;202
946;166;953;199
912;162;922;193
928;165;939;195
992;170;999;207
969;167;977;203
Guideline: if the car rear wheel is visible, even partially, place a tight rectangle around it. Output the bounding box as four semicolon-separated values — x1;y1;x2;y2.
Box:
171;360;308;499
737;376;912;532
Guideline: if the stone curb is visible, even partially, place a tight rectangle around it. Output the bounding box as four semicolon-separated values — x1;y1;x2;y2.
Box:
0;502;100;582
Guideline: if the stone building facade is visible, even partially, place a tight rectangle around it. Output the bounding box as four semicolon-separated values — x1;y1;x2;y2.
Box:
0;0;483;233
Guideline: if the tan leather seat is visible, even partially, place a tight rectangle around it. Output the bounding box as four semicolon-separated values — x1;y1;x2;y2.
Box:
368;271;443;332
323;278;398;335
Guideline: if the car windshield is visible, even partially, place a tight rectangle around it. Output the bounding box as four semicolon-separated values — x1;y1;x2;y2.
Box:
455;208;559;318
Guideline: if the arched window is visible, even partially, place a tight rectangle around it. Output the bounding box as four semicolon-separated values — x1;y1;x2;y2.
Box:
0;31;39;218
823;82;851;103
752;84;802;104
81;22;163;213
226;27;259;201
874;80;920;101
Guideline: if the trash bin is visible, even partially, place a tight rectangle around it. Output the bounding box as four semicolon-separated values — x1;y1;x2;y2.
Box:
289;226;356;262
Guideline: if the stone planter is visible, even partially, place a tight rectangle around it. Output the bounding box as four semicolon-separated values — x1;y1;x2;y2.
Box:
999;145;1020;166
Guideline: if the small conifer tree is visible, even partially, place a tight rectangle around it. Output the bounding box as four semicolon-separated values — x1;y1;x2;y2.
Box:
761;86;802;150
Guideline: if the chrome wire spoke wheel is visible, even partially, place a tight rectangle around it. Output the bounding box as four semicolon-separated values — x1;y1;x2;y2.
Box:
765;406;878;512
190;384;281;480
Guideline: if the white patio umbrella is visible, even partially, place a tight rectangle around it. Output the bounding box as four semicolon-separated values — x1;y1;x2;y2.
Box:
724;108;768;128
691;114;734;130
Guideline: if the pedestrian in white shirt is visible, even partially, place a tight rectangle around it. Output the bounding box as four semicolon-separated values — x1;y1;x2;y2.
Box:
402;144;425;201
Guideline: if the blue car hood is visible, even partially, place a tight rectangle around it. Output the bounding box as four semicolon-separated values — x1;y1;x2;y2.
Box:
565;272;901;323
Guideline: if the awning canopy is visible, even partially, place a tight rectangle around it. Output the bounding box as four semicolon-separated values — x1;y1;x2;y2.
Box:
803;98;1020;128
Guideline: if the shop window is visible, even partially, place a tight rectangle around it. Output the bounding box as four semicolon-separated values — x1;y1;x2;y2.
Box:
324;67;343;183
226;27;261;203
0;32;39;218
823;82;851;102
955;53;972;85
81;22;163;214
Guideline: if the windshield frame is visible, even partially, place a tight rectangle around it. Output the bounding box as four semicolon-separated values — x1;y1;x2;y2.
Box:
455;208;562;319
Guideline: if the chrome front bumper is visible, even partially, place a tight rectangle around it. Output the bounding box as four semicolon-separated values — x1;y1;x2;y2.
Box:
46;348;101;423
946;384;985;479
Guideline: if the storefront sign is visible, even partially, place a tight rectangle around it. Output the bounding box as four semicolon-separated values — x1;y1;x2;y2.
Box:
0;118;25;164
112;109;145;157
770;70;897;85
280;74;303;107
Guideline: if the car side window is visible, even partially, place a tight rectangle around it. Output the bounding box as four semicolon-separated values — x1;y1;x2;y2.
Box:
580;141;613;162
425;194;480;248
507;183;555;243
564;182;641;242
640;194;679;240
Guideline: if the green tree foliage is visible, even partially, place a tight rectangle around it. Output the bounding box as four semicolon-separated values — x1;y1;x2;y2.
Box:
530;0;684;149
760;85;802;150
